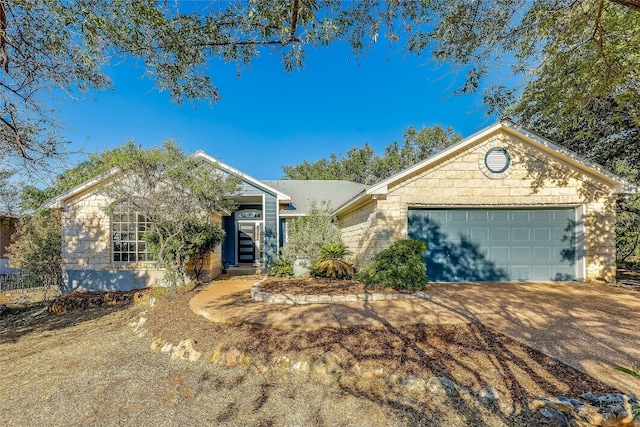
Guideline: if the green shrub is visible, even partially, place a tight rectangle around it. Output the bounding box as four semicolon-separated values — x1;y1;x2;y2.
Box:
312;243;354;279
359;239;428;291
269;257;294;277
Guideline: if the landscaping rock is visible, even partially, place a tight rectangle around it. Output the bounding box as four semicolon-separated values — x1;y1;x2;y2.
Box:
273;355;292;371
362;368;385;380
150;339;166;351
397;374;427;394
291;361;310;373
532;393;640;427
226;347;241;367
160;343;174;353
538;407;570;427
132;317;147;332
171;339;200;362
313;351;343;377
426;376;459;398
478;386;500;402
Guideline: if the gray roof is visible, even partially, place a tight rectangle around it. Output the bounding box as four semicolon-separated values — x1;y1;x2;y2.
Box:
261;180;367;216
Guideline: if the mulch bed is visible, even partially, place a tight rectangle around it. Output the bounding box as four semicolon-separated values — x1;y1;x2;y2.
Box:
47;289;147;313
260;277;416;296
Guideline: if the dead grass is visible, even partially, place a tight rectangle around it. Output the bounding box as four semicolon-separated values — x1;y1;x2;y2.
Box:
0;284;620;426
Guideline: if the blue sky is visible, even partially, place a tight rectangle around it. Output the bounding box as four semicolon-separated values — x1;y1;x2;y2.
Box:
58;41;495;179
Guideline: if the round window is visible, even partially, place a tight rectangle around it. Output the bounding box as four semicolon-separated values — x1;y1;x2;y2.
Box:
484;147;510;173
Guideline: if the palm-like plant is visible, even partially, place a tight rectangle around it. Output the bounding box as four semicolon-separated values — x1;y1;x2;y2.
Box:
313;243;355;279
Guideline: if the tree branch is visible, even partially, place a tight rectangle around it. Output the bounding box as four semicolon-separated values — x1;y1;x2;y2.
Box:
618;199;640;215
0;0;8;72
609;0;640;11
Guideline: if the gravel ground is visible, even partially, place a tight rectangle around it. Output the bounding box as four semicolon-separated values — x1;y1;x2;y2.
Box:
0;285;620;427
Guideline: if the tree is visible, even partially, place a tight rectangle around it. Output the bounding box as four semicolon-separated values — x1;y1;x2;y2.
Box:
3;0;639;185
284;200;342;262
283;124;461;184
6;209;62;295
99;141;240;287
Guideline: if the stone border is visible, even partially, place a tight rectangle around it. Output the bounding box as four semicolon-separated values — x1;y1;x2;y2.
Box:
250;282;430;305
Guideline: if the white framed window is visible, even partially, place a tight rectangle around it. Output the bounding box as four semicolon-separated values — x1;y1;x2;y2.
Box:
111;203;152;263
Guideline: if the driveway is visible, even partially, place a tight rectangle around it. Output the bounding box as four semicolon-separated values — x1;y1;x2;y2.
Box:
191;278;640;396
428;282;640;396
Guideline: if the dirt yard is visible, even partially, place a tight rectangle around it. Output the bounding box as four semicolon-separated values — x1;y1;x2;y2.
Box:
0;284;623;426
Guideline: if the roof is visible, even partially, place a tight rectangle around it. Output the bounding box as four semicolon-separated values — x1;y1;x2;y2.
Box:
261;180;367;216
334;120;640;216
45;151;292;209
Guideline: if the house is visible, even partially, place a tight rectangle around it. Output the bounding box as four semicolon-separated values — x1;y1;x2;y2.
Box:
46;152;367;293
336;121;637;282
47;121;636;292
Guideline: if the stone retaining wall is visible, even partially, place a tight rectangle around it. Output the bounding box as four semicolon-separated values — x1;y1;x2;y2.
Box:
250;283;430;304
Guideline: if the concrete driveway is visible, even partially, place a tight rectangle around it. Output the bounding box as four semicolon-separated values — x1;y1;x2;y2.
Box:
429;281;640;396
191;278;640;396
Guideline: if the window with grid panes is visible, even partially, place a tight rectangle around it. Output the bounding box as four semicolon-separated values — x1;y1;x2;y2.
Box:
111;203;152;262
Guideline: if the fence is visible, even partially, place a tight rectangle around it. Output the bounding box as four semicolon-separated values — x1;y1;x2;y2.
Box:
0;273;32;292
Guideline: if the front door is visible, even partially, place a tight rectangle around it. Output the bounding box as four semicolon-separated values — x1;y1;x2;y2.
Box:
237;222;257;264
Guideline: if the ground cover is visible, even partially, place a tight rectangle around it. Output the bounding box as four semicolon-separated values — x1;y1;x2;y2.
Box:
0;279;629;426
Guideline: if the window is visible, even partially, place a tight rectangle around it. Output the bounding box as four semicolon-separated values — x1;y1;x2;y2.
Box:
484;147;511;173
111;203;152;263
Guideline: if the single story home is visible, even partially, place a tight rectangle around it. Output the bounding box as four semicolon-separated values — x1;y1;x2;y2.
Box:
47;121;637;292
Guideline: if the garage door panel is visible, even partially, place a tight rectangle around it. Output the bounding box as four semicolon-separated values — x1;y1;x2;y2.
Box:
408;208;577;282
532;211;550;221
449;211;467;221
490;247;510;259
490;228;509;241
468;211;489;222
513;247;530;259
533;228;550;241
470;228;489;241
512;266;531;281
533;247;551;260
512;228;530;241
491;211;509;221
511;211;531;222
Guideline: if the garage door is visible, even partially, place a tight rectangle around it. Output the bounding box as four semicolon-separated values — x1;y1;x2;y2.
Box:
407;208;577;282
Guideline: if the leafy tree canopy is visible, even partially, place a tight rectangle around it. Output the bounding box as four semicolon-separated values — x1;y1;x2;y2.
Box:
4;0;638;178
282;125;461;184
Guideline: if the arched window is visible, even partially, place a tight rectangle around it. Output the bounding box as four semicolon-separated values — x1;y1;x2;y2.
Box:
111;203;152;263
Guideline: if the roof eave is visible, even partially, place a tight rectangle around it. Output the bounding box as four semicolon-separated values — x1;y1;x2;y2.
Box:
193;151;292;201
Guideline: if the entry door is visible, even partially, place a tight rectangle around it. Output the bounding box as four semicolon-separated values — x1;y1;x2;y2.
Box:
237;222;257;264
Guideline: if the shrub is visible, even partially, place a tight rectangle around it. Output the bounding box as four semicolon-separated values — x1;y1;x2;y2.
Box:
359;239;428;291
283;200;342;261
312;243;354;280
269;257;294;277
7;209;62;293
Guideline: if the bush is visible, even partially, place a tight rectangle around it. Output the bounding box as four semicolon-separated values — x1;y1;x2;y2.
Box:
359;239;428;291
312;243;354;279
269;257;294;277
283;200;342;261
7;209;62;292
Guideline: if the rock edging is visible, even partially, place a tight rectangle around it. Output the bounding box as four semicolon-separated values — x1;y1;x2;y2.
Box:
250;282;430;304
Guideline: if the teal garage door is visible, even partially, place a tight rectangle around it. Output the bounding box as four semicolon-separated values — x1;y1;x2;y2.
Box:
407;208;577;282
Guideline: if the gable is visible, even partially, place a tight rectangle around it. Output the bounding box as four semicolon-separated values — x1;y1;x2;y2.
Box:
335;122;638;216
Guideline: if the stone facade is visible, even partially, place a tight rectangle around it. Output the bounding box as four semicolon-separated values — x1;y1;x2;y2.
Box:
338;130;618;282
60;187;222;292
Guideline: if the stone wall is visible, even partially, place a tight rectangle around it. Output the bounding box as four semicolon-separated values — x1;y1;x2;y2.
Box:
61;188;223;293
338;130;617;282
